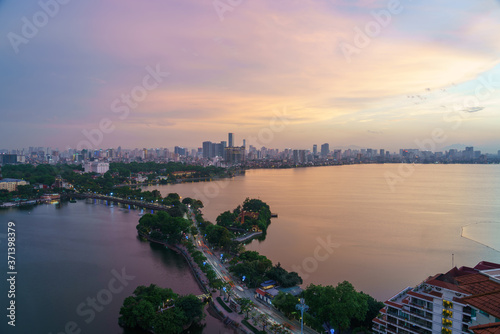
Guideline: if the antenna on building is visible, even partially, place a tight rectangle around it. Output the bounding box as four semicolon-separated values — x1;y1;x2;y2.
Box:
452;253;454;268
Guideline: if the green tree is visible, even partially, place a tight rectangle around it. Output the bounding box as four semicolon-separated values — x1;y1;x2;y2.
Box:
216;210;236;228
351;292;385;329
303;281;368;331
266;263;302;288
151;189;162;198
272;292;299;318
239;298;254;319
152;307;187;334
205;224;233;249
176;294;204;321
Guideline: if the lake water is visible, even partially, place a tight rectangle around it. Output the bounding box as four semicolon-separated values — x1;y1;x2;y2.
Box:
1;164;499;334
145;164;500;300
0;201;232;334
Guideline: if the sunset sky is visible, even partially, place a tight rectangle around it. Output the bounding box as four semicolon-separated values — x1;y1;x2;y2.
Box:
1;0;500;152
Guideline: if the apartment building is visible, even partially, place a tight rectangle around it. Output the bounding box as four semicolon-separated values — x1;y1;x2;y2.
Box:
372;261;500;334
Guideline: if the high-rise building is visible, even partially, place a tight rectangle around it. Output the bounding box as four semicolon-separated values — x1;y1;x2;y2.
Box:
321;143;329;157
292;150;306;164
174;146;186;156
313;145;318;156
372;261;500;334
1;154;18;165
228;133;234;147
202;142;209;158
225;146;245;165
465;147;474;161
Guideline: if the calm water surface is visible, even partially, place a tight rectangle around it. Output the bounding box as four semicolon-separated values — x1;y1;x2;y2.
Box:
0;201;232;334
145;164;500;300
1;164;499;334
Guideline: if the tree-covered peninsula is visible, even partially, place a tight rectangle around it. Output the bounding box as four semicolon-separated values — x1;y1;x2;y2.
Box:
119;284;205;334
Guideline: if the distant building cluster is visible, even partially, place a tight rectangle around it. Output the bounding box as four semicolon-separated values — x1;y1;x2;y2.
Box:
373;261;500;334
1;137;500;169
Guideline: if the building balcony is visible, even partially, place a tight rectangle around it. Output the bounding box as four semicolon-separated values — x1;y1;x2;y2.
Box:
409;307;433;320
409;299;433;312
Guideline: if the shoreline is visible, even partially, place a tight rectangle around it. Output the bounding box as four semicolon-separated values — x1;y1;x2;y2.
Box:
138;229;245;333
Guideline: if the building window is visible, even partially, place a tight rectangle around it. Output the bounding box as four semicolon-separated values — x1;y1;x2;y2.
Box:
479;310;489;317
471;309;477;320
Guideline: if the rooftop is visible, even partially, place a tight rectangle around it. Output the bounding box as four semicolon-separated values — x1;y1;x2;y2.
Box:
470;322;500;334
278;286;303;297
456;274;500;295
0;178;26;183
461;290;500;319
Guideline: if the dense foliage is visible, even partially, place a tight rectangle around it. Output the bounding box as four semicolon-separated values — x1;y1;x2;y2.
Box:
136;211;191;244
216;198;272;233
1;162;230;197
119;284;204;334
110;161;225;177
2;163;79;186
301;281;371;332
229;251;302;288
272;292;300;318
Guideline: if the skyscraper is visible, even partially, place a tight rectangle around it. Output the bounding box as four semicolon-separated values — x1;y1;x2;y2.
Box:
321;143;329;157
313;144;317;156
202;141;212;158
228;133;234;147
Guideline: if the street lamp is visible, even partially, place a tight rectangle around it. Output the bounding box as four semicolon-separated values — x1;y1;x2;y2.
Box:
296;298;309;334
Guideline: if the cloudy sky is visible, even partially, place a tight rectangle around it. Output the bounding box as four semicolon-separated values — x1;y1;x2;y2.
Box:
1;0;500;152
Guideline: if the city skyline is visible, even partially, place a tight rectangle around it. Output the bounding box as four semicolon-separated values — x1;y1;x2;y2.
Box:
2;1;500;152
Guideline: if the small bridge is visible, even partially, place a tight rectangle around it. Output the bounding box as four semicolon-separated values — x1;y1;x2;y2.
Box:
64;193;172;212
234;231;263;243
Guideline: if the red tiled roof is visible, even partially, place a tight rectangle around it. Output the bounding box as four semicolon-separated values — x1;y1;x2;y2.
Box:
458;273;490;284
470;322;500;334
475;261;500;270
255;289;266;296
428;290;443;298
407;290;433;302
373;318;384;325
386;300;403;308
457;273;500;295
460;291;500;319
425;278;463;292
